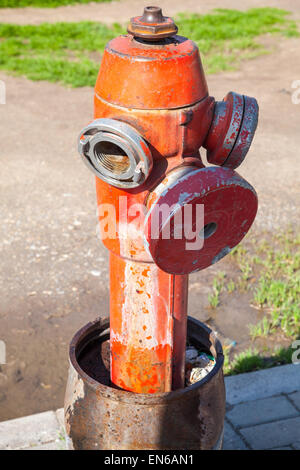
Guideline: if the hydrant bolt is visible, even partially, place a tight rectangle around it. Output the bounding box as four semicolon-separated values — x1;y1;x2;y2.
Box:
128;6;178;40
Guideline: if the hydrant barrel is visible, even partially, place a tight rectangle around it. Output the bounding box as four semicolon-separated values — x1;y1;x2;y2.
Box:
110;253;188;392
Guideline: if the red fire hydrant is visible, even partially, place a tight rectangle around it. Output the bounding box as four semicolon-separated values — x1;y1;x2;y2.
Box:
65;6;258;450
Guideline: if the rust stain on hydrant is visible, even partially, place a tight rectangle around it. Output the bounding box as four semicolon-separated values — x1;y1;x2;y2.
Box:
75;5;258;398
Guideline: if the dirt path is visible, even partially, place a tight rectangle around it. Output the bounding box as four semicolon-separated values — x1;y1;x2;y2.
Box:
0;2;300;421
0;0;300;25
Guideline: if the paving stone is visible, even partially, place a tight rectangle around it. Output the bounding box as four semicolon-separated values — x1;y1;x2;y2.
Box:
0;411;60;450
240;417;300;450
227;396;298;428
288;391;300;411
225;364;300;405
222;420;248;450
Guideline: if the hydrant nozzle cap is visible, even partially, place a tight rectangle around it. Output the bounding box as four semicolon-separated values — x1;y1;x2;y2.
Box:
127;6;178;40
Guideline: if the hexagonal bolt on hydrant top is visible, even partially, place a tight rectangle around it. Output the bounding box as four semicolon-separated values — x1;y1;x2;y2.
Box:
65;6;259;450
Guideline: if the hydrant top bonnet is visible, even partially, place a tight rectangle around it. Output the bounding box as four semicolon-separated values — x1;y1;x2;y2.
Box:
96;36;208;109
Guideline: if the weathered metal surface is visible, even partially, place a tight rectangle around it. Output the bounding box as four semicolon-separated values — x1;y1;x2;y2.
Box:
204;92;259;169
78;118;153;188
204;92;244;166
96;35;209;109
144;166;258;274
64;317;226;450
109;253;188;393
223;95;259;169
128;6;178;40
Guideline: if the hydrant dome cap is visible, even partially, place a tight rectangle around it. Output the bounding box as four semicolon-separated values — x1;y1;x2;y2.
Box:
96;35;208;109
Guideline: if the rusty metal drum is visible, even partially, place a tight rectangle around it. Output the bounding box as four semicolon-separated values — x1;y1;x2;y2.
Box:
64;316;225;450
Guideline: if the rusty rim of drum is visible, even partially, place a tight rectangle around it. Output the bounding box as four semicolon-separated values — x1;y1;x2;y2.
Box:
69;316;224;405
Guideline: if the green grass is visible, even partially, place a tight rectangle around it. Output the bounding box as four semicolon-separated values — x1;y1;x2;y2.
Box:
0;21;123;86
212;228;300;375
224;345;295;376
208;271;225;308
244;231;300;339
0;7;298;86
0;0;112;7
177;8;299;74
249;241;300;338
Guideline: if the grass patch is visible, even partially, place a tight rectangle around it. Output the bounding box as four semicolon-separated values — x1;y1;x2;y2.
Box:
0;7;298;86
0;0;112;7
208;271;225;308
239;230;300;339
177;7;299;73
0;21;123;86
212;227;300;375
224;344;295;376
